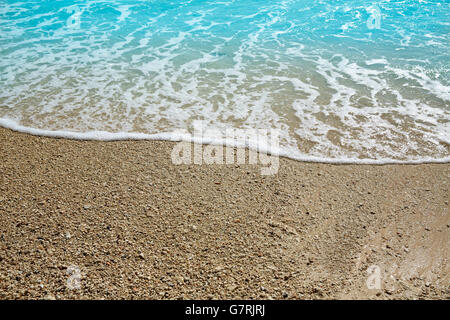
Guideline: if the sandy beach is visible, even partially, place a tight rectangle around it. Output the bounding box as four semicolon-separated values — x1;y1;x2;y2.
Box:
0;127;448;299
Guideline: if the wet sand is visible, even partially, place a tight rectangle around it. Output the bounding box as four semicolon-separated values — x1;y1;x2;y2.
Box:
0;127;448;299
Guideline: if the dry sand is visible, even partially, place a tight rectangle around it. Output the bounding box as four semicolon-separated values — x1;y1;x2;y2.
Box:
0;127;448;300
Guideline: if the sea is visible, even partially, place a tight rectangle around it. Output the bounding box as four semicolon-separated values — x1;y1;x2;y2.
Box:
0;0;449;163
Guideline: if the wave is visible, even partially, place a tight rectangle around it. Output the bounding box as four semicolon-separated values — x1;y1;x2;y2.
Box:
2;118;449;165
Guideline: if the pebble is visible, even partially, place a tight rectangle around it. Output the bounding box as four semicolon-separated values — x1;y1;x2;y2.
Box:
227;285;237;292
384;288;394;295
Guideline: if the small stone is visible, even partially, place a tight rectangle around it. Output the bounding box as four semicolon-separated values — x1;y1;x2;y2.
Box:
138;253;145;260
83;205;91;210
44;294;56;300
227;285;237;291
282;292;288;298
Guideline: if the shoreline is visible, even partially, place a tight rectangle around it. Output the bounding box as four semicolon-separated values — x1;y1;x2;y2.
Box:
1;119;449;165
0;127;448;299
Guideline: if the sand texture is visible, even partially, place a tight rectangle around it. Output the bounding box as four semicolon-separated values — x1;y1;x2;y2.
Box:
0;128;448;299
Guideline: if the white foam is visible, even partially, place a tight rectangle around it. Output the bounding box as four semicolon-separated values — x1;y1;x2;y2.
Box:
1;0;449;164
1;118;449;165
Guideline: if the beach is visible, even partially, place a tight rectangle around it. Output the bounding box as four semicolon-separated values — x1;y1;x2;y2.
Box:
0;127;448;299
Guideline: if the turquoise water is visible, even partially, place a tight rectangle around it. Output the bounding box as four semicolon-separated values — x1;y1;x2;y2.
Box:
0;0;449;162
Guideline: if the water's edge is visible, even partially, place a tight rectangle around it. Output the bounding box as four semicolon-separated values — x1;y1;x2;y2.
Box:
2;118;448;165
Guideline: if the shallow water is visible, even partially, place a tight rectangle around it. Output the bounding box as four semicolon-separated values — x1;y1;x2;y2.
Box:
0;0;449;163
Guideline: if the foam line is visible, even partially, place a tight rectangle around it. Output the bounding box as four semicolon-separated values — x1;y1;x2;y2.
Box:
1;118;449;165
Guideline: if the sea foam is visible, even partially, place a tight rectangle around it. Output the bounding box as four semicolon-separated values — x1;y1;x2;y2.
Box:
0;0;449;163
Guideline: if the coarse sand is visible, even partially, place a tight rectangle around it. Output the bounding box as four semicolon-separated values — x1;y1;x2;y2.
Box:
0;128;448;299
